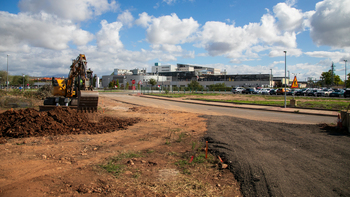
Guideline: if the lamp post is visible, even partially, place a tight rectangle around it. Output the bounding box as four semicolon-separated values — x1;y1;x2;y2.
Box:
6;54;9;91
270;69;273;87
344;60;347;88
284;51;287;108
22;75;25;91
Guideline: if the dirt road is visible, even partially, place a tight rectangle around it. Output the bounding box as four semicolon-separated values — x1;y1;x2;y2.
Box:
205;115;350;196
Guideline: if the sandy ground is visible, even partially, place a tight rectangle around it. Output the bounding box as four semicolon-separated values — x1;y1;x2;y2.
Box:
0;95;241;197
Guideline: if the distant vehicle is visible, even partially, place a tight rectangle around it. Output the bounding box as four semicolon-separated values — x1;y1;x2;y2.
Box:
322;89;332;97
307;89;318;96
276;88;285;95
287;89;298;96
260;88;271;95
343;89;350;98
329;89;344;97
295;88;306;96
315;90;325;97
232;87;245;94
242;88;256;94
269;89;276;95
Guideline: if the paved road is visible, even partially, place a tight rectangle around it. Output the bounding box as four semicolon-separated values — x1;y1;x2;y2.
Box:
101;93;335;124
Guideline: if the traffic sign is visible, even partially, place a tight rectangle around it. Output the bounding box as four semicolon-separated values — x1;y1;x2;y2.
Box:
132;80;135;84
291;76;298;88
138;80;142;85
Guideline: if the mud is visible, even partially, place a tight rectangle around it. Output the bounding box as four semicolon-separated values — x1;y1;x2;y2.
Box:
0;107;140;140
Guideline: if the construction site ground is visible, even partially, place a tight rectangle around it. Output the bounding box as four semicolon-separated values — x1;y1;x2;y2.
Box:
0;95;241;197
1;93;350;196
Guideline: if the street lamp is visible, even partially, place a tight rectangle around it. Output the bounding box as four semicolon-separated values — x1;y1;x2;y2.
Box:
6;54;9;91
270;69;273;87
284;51;287;108
23;75;25;91
344;60;347;88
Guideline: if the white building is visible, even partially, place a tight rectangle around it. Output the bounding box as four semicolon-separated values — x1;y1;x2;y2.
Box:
151;63;177;73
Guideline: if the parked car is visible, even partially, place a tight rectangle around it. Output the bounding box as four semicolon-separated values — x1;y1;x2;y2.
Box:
269;89;276;95
287;89;298;96
259;88;271;95
343;89;350;98
295;88;306;96
307;89;318;96
322;89;332;97
276;88;285;95
242;88;256;94
315;90;325;97
329;89;344;97
232;87;245;94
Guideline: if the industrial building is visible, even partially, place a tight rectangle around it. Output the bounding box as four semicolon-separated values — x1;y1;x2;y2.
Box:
101;63;287;89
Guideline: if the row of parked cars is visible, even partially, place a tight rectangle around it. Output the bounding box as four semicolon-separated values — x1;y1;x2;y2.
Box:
231;87;350;98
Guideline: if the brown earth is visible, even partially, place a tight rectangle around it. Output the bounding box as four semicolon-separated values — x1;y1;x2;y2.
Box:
0;95;241;197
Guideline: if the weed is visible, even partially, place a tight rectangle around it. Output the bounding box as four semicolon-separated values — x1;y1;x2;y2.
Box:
294;110;300;113
176;132;186;142
133;172;141;178
165;139;171;145
146;149;155;154
166;152;178;156
100;162;125;176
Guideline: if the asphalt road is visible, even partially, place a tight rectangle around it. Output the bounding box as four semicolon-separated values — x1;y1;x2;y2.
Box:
101;93;335;125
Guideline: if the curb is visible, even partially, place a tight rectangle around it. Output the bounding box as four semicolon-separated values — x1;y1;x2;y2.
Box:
138;95;338;117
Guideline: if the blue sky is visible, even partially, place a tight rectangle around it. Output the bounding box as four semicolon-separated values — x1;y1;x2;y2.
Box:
0;0;349;82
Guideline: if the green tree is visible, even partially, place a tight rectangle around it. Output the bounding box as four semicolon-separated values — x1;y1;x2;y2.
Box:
0;71;8;86
321;70;342;85
149;78;157;92
116;79;120;89
346;73;350;88
187;80;203;91
93;74;97;87
126;82;130;90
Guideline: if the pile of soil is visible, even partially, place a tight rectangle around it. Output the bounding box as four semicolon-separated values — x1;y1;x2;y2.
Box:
0;107;141;139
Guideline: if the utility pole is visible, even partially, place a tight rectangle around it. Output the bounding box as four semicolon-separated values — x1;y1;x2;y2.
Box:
344;60;347;88
331;62;335;86
284;51;287;108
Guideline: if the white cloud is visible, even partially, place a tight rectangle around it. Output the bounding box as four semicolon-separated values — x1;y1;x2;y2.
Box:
141;13;199;45
0;11;93;52
163;0;176;5
135;12;153;28
196;6;301;59
305;51;349;62
96;20;123;50
117;10;134;28
273;2;304;32
308;0;350;48
18;0;119;22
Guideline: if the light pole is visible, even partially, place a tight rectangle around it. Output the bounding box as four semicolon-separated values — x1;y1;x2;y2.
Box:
23;75;25;91
284;51;287;108
6;54;9;91
344;60;347;88
270;69;273;87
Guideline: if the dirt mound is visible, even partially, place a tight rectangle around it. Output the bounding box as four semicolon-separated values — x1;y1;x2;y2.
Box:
0;107;141;139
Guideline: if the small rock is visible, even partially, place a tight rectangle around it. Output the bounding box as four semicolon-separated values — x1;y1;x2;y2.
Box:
141;160;147;163
221;164;228;169
42;155;47;159
124;171;132;175
217;183;221;187
81;153;88;156
93;148;97;151
127;160;134;165
132;158;138;161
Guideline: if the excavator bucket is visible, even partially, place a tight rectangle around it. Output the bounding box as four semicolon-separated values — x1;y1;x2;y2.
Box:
78;90;99;112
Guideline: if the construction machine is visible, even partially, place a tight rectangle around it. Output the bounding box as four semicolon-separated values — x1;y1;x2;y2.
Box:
40;54;99;112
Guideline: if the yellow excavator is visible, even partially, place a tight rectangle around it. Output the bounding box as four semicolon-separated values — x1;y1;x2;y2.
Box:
40;54;99;112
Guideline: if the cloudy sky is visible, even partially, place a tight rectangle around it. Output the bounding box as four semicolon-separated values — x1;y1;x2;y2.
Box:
0;0;349;81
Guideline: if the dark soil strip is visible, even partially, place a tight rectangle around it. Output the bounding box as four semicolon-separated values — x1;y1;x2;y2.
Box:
203;115;350;197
